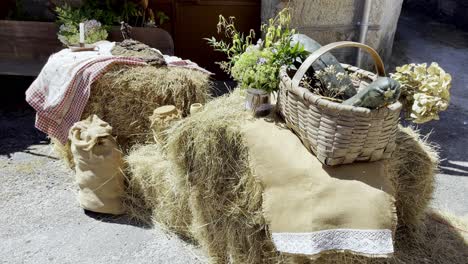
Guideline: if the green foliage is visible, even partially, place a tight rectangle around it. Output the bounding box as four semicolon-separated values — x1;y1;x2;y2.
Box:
120;1;143;24
205;16;256;73
57;19;108;46
55;5;86;26
54;0;169;28
231;48;279;92
261;8;307;68
156;11;170;25
206;8;308;92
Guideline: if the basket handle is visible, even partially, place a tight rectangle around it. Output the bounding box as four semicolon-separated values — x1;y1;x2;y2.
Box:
291;41;386;89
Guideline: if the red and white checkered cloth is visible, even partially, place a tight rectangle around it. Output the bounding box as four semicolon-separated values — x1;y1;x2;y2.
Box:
26;56;146;144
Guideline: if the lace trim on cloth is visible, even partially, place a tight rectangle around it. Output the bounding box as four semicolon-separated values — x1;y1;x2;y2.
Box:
272;229;394;256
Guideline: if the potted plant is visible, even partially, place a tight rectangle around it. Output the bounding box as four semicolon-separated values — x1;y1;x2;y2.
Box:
53;0;173;54
206;8;308;110
0;0;173;76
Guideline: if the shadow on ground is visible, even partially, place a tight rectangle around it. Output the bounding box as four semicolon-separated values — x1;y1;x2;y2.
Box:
85;210;152;229
0;76;49;158
391;210;468;263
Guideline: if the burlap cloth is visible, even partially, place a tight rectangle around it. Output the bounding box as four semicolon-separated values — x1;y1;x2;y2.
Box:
243;118;397;257
69;115;125;215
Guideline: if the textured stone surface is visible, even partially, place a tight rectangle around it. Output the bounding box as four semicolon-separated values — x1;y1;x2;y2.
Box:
262;0;404;68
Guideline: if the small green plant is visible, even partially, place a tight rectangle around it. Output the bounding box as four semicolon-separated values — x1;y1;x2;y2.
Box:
205;16;256;74
54;0;169;28
155;11;170;25
57;19;108;46
206;8;308;92
391;63;452;123
230;47;279;92
54;1;170;45
55;5;87;27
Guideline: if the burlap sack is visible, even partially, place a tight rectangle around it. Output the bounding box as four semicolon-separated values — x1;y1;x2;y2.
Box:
69;115;125;215
243;119;396;257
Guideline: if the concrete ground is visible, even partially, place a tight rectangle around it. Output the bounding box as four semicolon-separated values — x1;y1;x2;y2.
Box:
0;112;207;264
390;12;468;217
1;11;467;264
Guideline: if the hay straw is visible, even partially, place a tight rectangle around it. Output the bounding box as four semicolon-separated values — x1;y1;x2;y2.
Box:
52;65;211;167
84;65;211;149
125;91;467;263
165;90;277;263
388;126;439;229
124;144;192;238
51;138;75;168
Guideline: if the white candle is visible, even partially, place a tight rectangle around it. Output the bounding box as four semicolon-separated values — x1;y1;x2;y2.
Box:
79;23;85;44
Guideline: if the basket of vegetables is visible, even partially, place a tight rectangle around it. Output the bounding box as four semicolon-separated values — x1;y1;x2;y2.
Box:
278;41;403;166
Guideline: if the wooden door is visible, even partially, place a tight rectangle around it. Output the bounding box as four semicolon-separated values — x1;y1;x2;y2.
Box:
173;0;261;79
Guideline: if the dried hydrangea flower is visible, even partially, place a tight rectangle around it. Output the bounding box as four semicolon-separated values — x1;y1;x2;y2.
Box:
391;62;452;124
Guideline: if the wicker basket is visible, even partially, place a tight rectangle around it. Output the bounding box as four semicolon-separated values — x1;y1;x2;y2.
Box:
278;41;402;166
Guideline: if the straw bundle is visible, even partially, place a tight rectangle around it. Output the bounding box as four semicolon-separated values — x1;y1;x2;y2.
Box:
124;91;468;263
124;144;192;238
53;65;211;167
387;126;439;229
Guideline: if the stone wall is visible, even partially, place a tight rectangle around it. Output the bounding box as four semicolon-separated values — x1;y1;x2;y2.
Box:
262;0;404;69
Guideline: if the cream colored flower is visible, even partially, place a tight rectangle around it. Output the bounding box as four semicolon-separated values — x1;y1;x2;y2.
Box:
391;63;451;124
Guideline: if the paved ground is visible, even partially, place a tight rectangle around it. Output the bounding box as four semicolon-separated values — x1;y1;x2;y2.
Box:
0;111;207;264
1;11;467;264
390;12;468;216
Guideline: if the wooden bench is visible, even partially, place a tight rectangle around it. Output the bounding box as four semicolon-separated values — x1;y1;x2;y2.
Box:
0;20;174;77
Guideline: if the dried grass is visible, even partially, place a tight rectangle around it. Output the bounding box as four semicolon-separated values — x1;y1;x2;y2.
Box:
124;91;467;263
52;65;211;167
387;126;439;229
124;144;192;238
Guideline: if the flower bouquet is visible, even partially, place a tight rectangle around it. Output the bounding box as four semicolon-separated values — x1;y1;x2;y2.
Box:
206;8;308;108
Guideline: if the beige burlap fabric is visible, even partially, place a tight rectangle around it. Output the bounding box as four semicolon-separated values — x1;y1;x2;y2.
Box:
243;119;397;257
69;115;125;215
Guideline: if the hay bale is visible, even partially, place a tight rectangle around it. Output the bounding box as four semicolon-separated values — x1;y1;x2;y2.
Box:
53;65;211;167
165;91;277;263
84;65;210;148
387;126;439;229
128;91;279;263
125;92;464;263
124;144;192;238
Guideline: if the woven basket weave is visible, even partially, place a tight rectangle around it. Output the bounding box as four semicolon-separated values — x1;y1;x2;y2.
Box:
278;41;402;166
